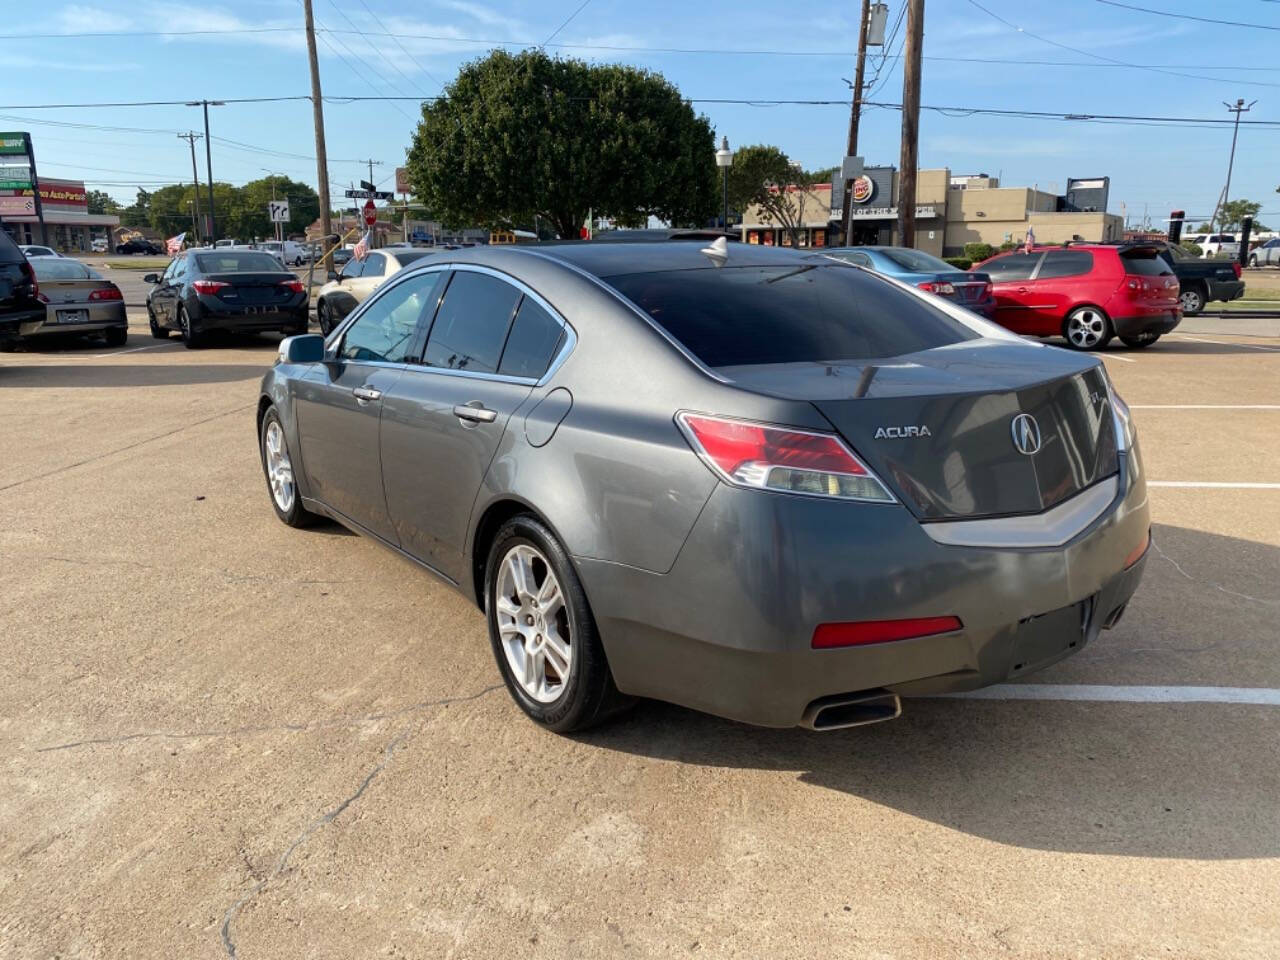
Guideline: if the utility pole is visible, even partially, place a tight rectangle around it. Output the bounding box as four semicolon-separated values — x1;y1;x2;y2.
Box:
840;0;872;247
896;0;925;249
185;101;223;242
22;132;49;246
178;132;202;241
1212;98;1255;234
303;0;332;267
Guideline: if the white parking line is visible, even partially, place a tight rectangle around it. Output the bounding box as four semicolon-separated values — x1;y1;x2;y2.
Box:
1102;354;1136;363
1148;481;1280;489
936;684;1280;706
1131;404;1280;410
1174;336;1280;353
88;343;180;359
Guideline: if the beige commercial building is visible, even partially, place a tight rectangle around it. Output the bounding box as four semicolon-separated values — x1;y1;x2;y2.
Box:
741;169;1121;257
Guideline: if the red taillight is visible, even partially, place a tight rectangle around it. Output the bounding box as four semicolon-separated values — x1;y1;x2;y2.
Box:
89;286;123;301
1231;261;1242;279
37;292;49;303
677;413;894;502
192;280;228;295
280;279;304;294
1124;528;1151;570
981;281;992;298
917;281;955;295
813;616;963;649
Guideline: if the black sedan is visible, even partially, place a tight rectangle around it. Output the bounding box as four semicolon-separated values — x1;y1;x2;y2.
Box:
145;250;309;348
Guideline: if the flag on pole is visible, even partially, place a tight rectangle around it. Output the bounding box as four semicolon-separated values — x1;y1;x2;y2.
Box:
353;230;370;261
1023;225;1035;253
166;232;186;255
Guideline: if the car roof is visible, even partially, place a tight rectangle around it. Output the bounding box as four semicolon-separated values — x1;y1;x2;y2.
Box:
499;240;814;277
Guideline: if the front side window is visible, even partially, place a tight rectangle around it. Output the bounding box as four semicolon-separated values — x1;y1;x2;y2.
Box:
362;253;386;278
423;271;521;373
603;263;976;369
498;297;564;379
340;258;364;280
173;256;188;280
982;253;1042;282
339;272;446;364
161;258;179;282
1035;250;1094;279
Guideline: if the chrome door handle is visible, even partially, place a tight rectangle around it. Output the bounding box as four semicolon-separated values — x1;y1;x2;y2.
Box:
352;385;382;404
453;402;497;423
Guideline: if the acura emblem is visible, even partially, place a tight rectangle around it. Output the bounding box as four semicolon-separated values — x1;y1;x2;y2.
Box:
1011;413;1041;455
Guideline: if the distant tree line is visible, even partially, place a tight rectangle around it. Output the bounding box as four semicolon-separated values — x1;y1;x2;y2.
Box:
105;176;320;240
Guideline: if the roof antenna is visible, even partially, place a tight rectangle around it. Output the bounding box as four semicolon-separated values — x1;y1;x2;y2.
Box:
700;236;729;267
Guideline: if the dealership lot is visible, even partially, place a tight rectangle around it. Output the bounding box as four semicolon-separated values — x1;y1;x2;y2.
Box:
1;316;1277;958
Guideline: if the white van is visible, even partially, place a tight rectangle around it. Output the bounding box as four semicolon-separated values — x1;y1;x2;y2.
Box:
257;239;308;266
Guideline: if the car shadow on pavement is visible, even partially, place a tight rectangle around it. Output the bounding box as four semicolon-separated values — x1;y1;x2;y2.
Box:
1129;339;1280;355
583;524;1279;861
0;364;270;388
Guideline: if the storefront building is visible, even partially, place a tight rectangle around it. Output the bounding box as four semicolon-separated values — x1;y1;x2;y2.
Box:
0;178;118;252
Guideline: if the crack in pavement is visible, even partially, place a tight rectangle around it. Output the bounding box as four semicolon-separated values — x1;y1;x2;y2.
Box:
215;684;501;959
36;685;503;752
1152;541;1277;607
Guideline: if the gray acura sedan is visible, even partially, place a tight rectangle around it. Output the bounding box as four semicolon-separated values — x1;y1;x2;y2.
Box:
257;242;1150;732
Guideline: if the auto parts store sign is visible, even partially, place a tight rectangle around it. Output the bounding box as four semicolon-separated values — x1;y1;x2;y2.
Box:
0;134;26;155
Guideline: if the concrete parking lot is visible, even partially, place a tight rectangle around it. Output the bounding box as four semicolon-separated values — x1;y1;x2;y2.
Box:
1;311;1277;958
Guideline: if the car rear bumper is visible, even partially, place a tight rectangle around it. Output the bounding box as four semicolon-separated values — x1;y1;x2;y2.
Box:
576;448;1150;728
1112;310;1181;338
1208;279;1245;302
18;302;127;336
191;298;308;331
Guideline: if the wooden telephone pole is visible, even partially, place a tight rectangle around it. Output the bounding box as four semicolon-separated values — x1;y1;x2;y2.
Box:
303;0;332;266
840;0;872;247
897;0;924;249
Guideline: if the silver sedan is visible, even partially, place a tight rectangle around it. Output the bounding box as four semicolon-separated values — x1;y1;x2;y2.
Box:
20;257;128;347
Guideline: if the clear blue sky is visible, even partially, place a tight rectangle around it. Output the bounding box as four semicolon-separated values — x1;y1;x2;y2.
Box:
6;0;1279;228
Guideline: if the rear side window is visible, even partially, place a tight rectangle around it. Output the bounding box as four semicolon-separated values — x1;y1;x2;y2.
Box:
498;297;564;379
424;271;521;373
603;263;976;369
1121;251;1174;276
1036;250;1094;279
982;253;1041;281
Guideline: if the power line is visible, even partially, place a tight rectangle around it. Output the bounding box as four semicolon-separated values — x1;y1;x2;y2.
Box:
322;0;430;104
542;0;594;47
1095;0;1280;30
352;0;443;93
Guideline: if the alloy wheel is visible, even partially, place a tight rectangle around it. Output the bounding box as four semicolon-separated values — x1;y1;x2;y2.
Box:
1180;289;1204;314
1066;308;1108;349
494;544;572;704
263;420;295;512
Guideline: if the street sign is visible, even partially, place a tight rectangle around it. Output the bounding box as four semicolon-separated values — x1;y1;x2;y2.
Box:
267;199;290;223
363;199;377;226
395;166;410;194
360;179;376;192
344;188;393;200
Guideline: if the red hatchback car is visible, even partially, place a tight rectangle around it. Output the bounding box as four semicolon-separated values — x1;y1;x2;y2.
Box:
974;244;1180;350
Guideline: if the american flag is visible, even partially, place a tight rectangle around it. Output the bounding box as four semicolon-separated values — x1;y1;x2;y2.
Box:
166;232;186;255
353;230;370;261
1023;226;1035;253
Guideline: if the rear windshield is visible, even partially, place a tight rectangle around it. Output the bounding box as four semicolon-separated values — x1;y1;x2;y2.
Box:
603;263;977;368
194;252;286;273
1121;251;1175;276
31;259;94;280
877;248;957;273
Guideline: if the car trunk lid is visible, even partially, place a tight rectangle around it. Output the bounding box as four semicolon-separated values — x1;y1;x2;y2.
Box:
205;272;297;305
719;340;1120;520
35;277;114;305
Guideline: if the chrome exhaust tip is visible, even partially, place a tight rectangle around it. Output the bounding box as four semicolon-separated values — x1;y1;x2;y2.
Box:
800;689;902;731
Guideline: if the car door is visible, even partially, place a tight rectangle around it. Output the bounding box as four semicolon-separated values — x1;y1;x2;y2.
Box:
292;270;442;543
154;256;185;324
982;252;1044;333
1264;238;1280;266
1023;249;1095;333
328;257;364;320
380;268;569;579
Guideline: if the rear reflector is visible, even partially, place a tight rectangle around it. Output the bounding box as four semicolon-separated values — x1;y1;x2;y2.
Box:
1124;528;1151;569
813;616;963;649
677;412;894;503
192;280;228;295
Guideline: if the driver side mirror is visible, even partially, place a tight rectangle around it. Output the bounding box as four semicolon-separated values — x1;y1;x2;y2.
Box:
278;333;326;364
143;273;159;284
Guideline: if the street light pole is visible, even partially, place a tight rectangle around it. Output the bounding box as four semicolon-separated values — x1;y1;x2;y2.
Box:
1214;98;1255;234
715;136;733;234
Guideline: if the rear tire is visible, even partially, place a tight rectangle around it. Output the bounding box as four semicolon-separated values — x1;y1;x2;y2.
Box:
103;326;127;348
1062;306;1113;351
178;305;202;349
1120;333;1161;349
485;515;631;733
1180;285;1205;316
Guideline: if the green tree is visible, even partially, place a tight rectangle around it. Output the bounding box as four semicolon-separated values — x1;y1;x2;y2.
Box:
119;188;151;229
725;144;813;247
85;190;119;216
147;183;201;235
234;176;320;240
1219;199;1266;232
406;49;716;238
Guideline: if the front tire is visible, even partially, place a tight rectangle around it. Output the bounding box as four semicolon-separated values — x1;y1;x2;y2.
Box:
485;515;630;733
1063;306;1113;351
147;304;169;339
259;406;316;527
1180;285;1206;316
317;300;334;336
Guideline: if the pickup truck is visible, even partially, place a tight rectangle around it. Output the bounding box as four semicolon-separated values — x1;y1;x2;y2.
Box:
1148;240;1245;315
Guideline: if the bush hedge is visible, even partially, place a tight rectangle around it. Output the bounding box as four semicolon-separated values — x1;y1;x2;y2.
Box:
944;257;973;270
